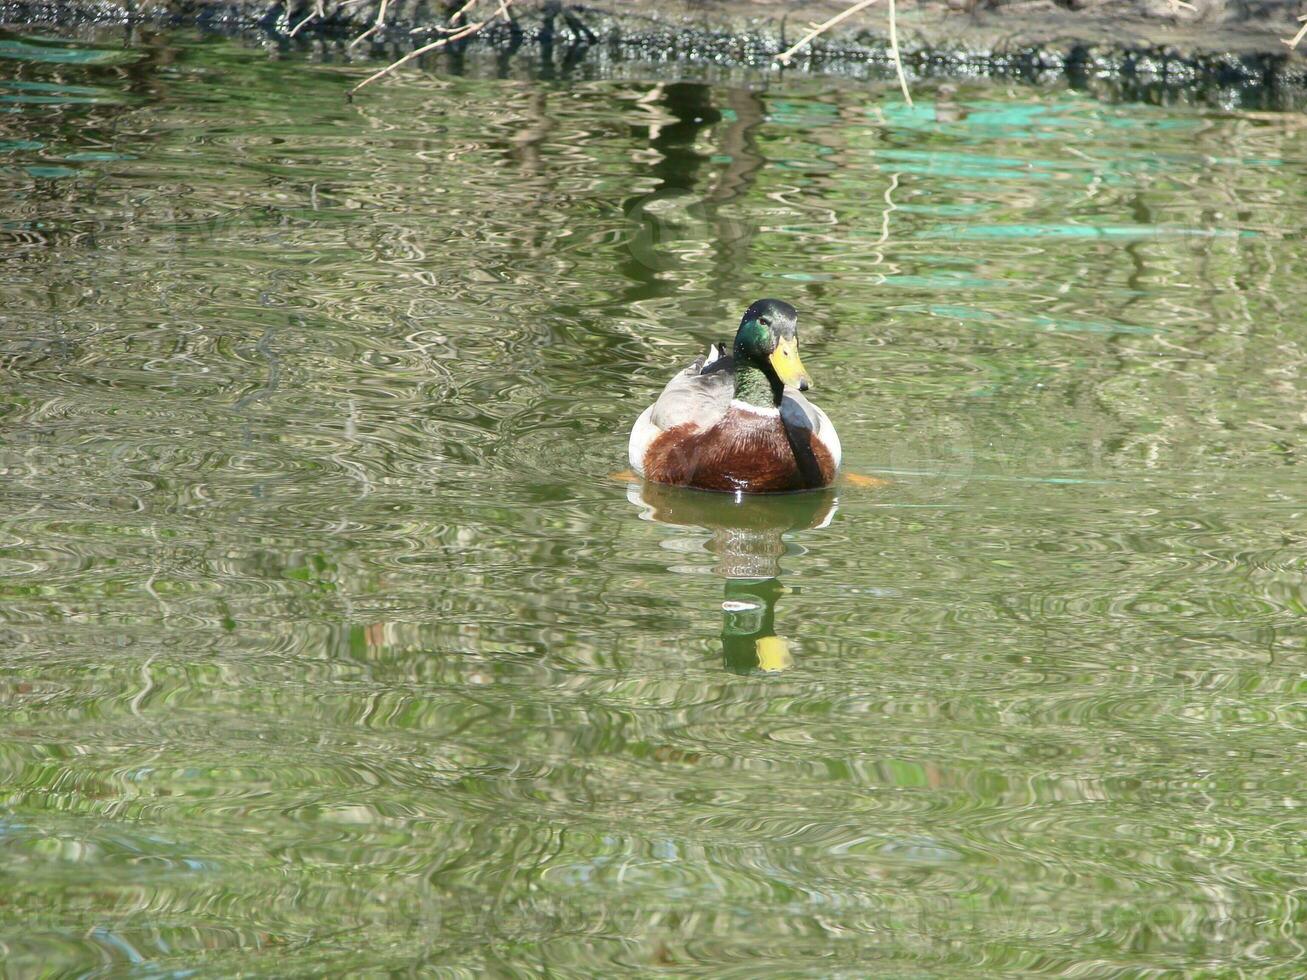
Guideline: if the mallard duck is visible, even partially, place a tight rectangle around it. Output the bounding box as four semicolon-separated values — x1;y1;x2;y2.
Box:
628;299;841;493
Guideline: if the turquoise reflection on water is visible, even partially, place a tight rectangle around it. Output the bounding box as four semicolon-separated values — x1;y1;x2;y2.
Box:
1;26;1306;975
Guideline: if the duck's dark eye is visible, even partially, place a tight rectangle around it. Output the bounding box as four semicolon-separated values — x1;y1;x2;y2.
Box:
759;316;771;327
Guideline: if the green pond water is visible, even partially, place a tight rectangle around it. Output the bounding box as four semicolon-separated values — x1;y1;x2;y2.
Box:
2;28;1307;976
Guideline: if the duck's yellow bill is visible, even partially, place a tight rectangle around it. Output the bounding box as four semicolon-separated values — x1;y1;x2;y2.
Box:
770;337;812;390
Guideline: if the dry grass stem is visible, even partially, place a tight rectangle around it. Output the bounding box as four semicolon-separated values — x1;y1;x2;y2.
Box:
887;0;913;106
350;0;390;47
447;0;484;26
1282;15;1307;49
774;0;913;106
774;0;881;66
411;0;485;34
288;0;325;37
351;0;512;95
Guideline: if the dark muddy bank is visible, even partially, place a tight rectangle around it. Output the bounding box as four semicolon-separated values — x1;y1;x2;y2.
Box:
4;0;1307;104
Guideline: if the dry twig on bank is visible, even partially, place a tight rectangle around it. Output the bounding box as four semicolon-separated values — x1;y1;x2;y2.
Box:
349;0;512;96
350;0;390;47
448;0;484;27
1283;15;1307;50
774;0;912;105
412;0;484;33
288;0;325;37
886;0;912;106
774;0;881;66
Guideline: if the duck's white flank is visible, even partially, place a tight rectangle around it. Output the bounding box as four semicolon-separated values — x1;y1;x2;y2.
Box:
811;405;842;469
627;404;659;475
780;398;842;470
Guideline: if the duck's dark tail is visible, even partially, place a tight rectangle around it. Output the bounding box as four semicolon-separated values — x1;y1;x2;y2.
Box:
697;342;732;376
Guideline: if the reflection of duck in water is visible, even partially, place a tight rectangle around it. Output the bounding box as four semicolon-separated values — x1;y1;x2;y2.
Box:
629;481;837;673
628;299;841;493
722;576;791;674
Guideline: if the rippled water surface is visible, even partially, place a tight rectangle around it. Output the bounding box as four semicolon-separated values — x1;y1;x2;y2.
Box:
3;27;1307;975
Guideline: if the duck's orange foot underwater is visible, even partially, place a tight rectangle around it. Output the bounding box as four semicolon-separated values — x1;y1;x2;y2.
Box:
843;472;891;489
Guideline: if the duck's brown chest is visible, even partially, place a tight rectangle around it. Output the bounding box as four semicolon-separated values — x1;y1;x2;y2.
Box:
643;410;835;493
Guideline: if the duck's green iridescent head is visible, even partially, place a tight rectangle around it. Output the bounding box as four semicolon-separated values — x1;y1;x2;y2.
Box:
732;299;811;406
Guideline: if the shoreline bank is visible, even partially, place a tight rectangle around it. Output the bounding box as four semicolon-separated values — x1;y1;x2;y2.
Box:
4;0;1306;104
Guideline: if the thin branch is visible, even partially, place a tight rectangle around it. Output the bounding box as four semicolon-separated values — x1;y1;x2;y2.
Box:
1282;15;1307;49
350;0;390;48
447;0;484;26
887;0;913;106
774;0;881;66
288;0;325;37
773;0;913;105
412;0;484;33
350;0;511;96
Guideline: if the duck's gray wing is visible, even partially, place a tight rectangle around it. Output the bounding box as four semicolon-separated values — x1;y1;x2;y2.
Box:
650;346;732;430
629;345;732;474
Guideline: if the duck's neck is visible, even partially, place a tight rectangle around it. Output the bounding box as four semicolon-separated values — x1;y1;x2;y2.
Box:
733;359;782;410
